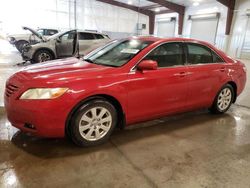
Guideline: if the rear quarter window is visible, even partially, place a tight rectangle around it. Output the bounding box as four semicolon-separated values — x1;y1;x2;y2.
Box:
79;32;95;40
94;34;104;39
211;50;224;63
187;43;213;64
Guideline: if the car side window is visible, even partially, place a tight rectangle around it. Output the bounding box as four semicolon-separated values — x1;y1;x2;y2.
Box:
37;29;45;35
60;31;75;41
187;43;214;64
94;34;104;39
143;43;184;68
79;32;95;40
212;51;224;63
46;29;58;36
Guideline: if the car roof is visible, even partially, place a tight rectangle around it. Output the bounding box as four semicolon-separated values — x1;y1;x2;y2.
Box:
76;30;107;35
127;36;215;47
37;28;59;31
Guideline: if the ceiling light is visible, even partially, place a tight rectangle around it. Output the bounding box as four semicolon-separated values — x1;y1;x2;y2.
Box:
193;2;199;6
128;0;133;5
155;8;160;12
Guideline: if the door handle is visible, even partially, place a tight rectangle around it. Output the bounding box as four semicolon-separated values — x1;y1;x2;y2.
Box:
174;72;193;77
174;72;186;77
219;67;226;72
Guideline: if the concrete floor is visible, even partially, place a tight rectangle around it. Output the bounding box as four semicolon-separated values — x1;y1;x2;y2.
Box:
0;39;250;188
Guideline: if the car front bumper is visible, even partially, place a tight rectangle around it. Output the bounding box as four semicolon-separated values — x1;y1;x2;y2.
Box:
21;53;32;61
4;83;75;138
21;49;34;61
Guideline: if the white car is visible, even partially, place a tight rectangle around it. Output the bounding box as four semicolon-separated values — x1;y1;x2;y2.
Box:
7;27;59;52
21;29;110;63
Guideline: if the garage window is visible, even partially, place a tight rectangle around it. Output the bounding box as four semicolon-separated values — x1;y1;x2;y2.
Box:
187;43;213;64
144;43;184;68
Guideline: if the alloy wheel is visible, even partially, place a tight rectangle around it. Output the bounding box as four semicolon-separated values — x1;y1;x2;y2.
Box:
78;107;112;141
38;52;51;62
217;88;232;111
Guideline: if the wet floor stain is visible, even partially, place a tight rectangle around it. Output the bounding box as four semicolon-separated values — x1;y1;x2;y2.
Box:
0;47;250;187
1;105;250;187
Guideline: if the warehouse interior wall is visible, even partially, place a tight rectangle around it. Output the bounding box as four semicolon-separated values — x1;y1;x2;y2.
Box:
182;2;227;51
0;0;249;58
228;0;250;59
0;0;149;38
155;0;250;59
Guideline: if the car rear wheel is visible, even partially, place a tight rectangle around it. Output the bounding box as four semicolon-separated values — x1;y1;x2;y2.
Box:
33;49;53;63
69;99;117;147
15;40;29;52
210;84;234;114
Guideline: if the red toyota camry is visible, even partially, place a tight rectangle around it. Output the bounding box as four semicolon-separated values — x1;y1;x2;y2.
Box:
4;37;246;146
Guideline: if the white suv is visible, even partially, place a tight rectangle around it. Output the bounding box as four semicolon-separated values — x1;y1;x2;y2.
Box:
8;27;59;52
21;29;110;63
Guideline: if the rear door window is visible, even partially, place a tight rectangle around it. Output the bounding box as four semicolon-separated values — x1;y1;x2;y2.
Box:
94;34;104;39
187;43;214;64
211;51;224;63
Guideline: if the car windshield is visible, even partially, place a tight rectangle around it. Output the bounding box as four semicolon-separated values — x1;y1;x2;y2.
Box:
84;39;152;67
36;29;44;35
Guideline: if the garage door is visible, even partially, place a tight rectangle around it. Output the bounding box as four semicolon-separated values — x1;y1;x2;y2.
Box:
156;19;176;38
241;16;250;59
190;13;219;44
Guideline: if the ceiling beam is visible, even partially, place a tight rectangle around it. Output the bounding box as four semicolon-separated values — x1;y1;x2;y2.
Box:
149;13;155;35
96;0;153;16
141;4;162;10
155;9;174;15
217;0;235;35
96;0;155;34
147;0;185;35
147;0;185;14
217;0;234;9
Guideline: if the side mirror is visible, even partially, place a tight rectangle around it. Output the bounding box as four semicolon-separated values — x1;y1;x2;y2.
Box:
56;38;61;43
137;60;158;71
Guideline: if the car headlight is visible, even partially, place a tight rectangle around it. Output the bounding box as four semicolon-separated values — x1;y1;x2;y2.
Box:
8;37;15;41
20;88;68;100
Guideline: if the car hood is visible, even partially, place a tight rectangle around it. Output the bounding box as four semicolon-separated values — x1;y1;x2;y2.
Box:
22;26;46;42
14;57;114;84
8;33;30;38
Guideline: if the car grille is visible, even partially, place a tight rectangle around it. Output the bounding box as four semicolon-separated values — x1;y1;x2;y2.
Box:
5;84;19;97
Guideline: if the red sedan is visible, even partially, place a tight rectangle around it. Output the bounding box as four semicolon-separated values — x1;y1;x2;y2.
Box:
4;37;246;146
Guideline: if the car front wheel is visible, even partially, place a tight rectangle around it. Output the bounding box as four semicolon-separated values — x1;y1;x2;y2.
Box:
69;99;117;147
210;84;234;114
33;50;53;63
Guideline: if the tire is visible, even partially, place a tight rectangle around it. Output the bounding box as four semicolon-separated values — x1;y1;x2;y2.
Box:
210;84;234;114
69;99;118;147
33;49;54;63
15;40;29;52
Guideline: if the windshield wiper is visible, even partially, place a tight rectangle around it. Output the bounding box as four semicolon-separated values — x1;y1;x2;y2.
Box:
84;59;119;67
100;64;119;67
84;58;95;64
